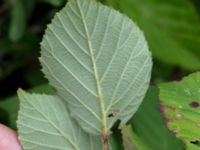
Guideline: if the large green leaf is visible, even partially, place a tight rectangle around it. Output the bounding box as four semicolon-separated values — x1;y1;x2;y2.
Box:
17;89;103;150
159;72;200;149
105;0;200;70
40;0;152;135
122;87;184;150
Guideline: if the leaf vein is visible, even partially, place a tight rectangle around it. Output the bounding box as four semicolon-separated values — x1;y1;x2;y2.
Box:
41;59;101;121
45;36;97;97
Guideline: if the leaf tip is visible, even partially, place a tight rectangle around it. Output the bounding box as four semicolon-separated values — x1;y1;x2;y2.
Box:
17;88;24;96
17;88;29;102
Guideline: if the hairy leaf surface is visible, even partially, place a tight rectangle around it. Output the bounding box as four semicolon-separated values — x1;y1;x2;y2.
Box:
40;0;152;135
159;72;200;149
17;89;103;150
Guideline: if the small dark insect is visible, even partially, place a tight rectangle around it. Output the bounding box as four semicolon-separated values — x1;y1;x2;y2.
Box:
108;113;114;118
107;109;119;118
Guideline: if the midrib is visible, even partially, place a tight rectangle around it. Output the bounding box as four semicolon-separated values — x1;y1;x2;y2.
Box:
76;0;107;135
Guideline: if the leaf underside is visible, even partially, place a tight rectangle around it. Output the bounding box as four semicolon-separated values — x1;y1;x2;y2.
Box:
17;89;103;150
159;72;200;149
40;0;152;135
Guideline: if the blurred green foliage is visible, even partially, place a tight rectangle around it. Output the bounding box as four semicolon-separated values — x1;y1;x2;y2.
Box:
105;0;200;70
0;0;67;98
126;87;184;150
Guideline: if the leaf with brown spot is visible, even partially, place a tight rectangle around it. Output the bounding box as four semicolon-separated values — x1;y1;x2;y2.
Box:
159;72;200;149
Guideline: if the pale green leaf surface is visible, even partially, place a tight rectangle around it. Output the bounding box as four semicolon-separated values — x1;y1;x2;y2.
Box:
159;72;200;149
17;89;103;150
40;0;152;135
105;0;200;70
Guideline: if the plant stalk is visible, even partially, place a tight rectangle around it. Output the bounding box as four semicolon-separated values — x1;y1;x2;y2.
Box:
102;134;109;150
